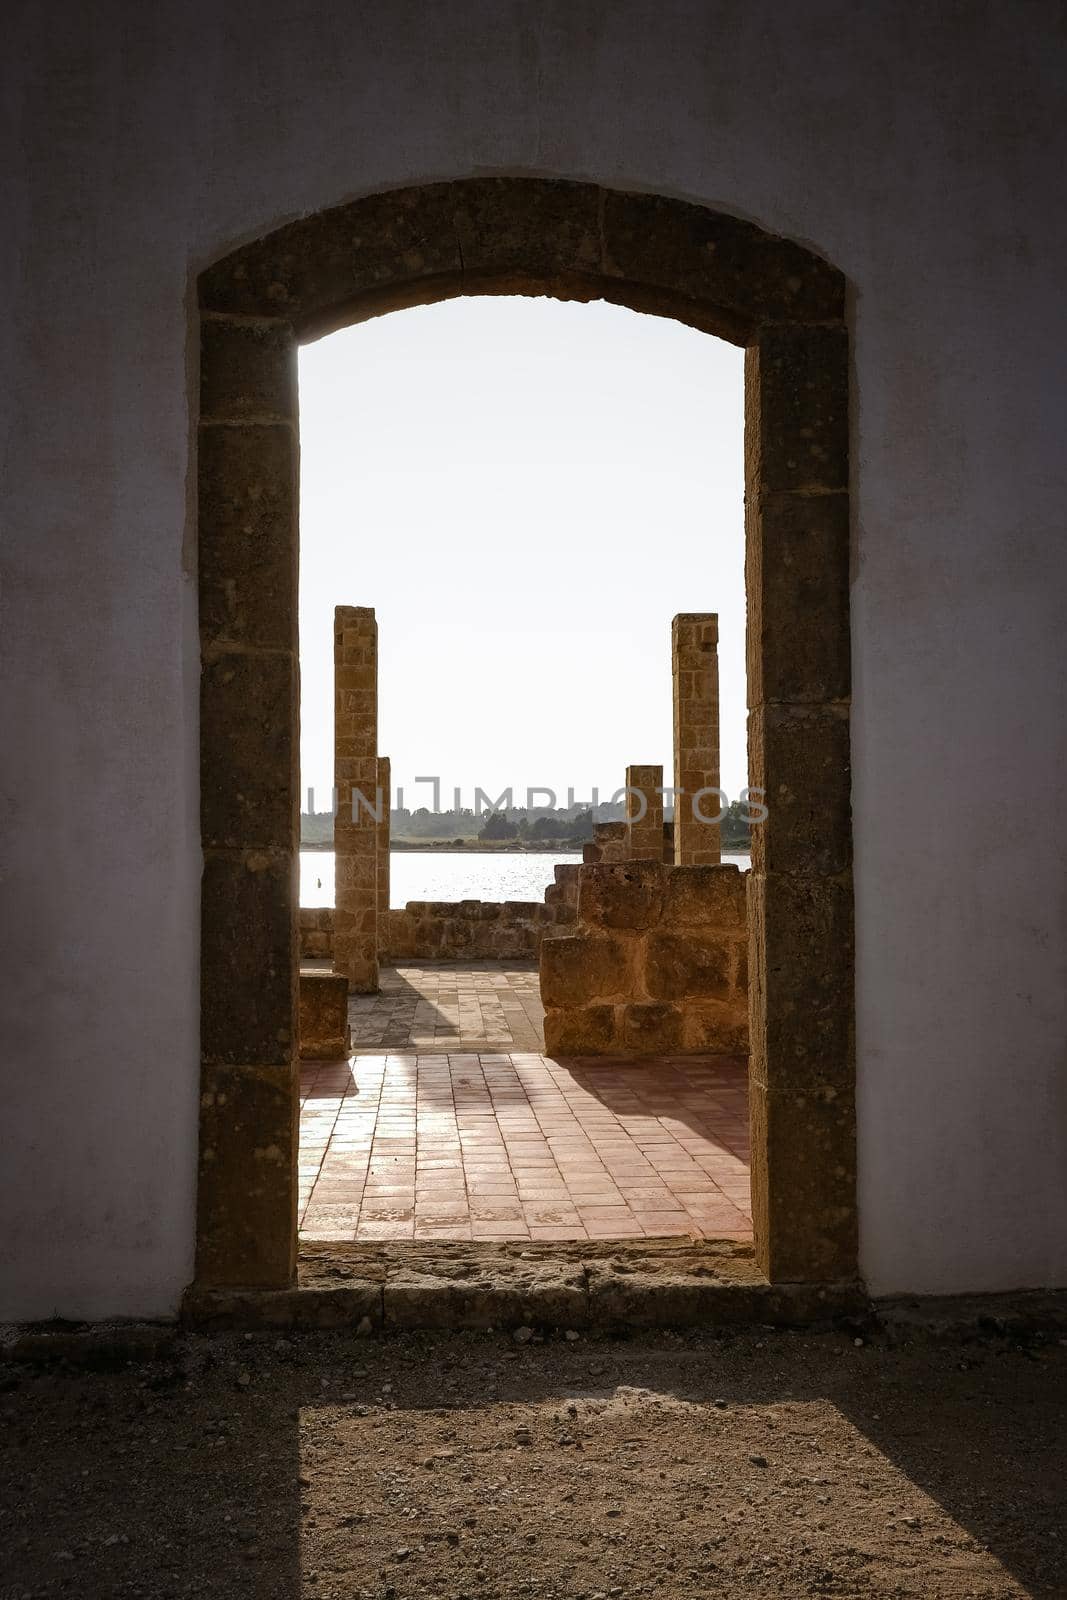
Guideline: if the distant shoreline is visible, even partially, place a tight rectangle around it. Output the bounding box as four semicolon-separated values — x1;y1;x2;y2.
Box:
300;841;751;856
300;840;586;854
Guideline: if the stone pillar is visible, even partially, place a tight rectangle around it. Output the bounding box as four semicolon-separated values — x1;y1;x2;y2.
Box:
376;754;391;946
672;613;721;866
333;606;379;993
744;325;855;1286
625;764;664;862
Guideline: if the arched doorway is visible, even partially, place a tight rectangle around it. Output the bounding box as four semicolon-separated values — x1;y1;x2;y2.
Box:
194;178;855;1291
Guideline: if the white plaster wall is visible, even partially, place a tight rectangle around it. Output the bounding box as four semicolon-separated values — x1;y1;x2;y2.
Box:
2;0;1064;1317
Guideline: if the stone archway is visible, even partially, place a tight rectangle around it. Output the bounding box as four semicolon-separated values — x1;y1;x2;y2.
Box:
194;178;855;1292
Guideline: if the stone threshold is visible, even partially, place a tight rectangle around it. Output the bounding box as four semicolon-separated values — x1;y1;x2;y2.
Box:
180;1238;866;1333
4;1270;1065;1361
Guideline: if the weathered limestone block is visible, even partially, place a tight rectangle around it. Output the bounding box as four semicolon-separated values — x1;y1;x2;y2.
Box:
299;906;335;960
644;931;734;1001
744;326;849;497
200;317;297;425
200;648;297;850
749;1079;857;1283
577;861;665;930
197;422;297;652
663;862;746;929
748;704;851;878
450;177;601;283
746;870;853;1091
681;999;750;1055
598;186;845;332
583;821;628;864
195;1062;297;1288
621;1002;684;1053
539;861;749;1058
199;182;463;330
298;969;350;1061
539;933;637;1007
202;850;297;1067
553;863;581;905
333;606;379;993
745;490;850;708
543;1004;616;1057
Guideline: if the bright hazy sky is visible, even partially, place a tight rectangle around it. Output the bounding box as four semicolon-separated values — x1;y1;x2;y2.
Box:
298;297;746;816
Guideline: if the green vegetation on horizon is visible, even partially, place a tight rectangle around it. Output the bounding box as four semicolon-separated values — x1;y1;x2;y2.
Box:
300;801;752;851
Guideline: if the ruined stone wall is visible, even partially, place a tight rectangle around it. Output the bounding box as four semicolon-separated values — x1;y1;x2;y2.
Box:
584;818;673;866
540;862;748;1057
300;865;580;963
382;898;574;961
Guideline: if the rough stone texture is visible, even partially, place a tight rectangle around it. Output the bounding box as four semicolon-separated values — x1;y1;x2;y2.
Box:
183;1239;869;1333
382;897;573;961
199;316;297;424
384;1256;590;1331
299;905;334;960
300;860;580;964
742;312;854;1285
747;870;854;1092
745;327;849;496
682;999;751;1055
333;606;379;993
582;819;629;864
745;489;850;707
625;763;664;861
201;850;297;1068
749;703;852;878
749;1079;858;1285
542;861;580;922
376;755;390;944
664;862;747;930
199;183;464;335
196;303;301;1294
673;613;722;866
644;930;735;1001
542;862;748;1057
194;1062;298;1289
540;931;637;1008
599;186;846;336
200;647;297;850
577;859;665;930
541;1003;617;1056
620;1001;685;1054
298;969;350;1061
197;422;298;652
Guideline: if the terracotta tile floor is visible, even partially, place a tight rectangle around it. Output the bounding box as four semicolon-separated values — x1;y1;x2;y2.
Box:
348;961;545;1053
300;963;751;1245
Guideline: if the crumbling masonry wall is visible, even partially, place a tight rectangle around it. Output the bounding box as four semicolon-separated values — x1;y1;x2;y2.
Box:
540;861;748;1056
299;865;579;963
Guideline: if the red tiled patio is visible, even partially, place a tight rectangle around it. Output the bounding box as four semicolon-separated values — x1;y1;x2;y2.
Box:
299;962;752;1245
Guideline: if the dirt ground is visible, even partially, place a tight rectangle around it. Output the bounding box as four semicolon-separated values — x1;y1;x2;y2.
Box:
1;1322;1065;1600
